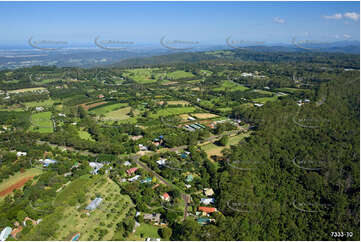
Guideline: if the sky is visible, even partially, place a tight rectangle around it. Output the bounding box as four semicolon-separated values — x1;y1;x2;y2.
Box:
0;1;359;47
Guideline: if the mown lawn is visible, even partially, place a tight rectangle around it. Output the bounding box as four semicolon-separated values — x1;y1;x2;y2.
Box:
128;223;160;241
90;103;128;115
149;107;196;118
213;80;249;92
24;99;54;108
30;111;53;133
252;96;279;103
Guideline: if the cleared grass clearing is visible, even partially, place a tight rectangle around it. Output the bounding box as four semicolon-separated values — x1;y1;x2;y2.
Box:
8;87;47;93
0;168;42;196
213;80;249;92
275;87;307;94
30;111;53;133
103;106;132;121
24;99;54;108
149;107;196;118
252;96;279;103
253;89;274;95
167;100;190;106
127;223;160;241
167;70;195;79
192;113;218;119
54;177;134;241
80;101;108;111
201;133;249;161
90;103;128;115
123;68;166;84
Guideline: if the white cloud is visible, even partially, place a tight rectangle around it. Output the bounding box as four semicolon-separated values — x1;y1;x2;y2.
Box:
273;17;285;24
344;12;360;21
323;13;343;20
343;34;352;39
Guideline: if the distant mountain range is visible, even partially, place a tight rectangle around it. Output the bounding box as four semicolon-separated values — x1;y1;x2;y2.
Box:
0;40;358;70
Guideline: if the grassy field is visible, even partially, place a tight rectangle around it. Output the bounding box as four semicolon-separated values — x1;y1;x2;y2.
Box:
213;80;249;92
24;99;54;108
275;87;308;94
253;89;274;95
167;70;195;79
149;107;196;118
166;100;190;106
0;168;42;196
103;106;134;121
54;176;134;241
90;103;128;115
127;223;160;241
192;113;218;119
201;133;249;161
7;87;47;93
30;111;53;133
123;68;166;84
252;96;279;103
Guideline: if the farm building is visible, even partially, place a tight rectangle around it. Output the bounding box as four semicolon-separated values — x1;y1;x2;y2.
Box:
0;227;12;242
85;197;103;211
40;158;57;167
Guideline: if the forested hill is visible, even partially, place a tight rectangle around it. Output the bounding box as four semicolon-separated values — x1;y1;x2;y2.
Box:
171;70;360;240
114;48;360;69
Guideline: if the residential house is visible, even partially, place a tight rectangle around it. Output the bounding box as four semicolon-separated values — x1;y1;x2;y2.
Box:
143;213;161;224
204;188;214;197
128;175;140;182
35;106;44;112
139;144;148;151
156;159;167;166
16;152;27;157
161;192;170;202
198;207;217;216
123;161;131;166
127;167;138;175
185;174;193;183
89;162;104;175
201;198;215;205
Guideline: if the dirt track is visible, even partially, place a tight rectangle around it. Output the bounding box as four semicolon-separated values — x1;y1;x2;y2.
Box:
0;176;34;196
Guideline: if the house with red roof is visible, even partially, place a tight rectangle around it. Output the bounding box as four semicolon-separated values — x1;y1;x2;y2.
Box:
198;206;217;215
127;167;139;175
161;192;170;202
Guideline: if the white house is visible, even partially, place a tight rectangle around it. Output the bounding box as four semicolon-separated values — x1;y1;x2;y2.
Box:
0;227;12;242
16;152;27;157
201;198;215;205
128;175;140;182
35;107;44;112
156;159;167;166
89;162;104;175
